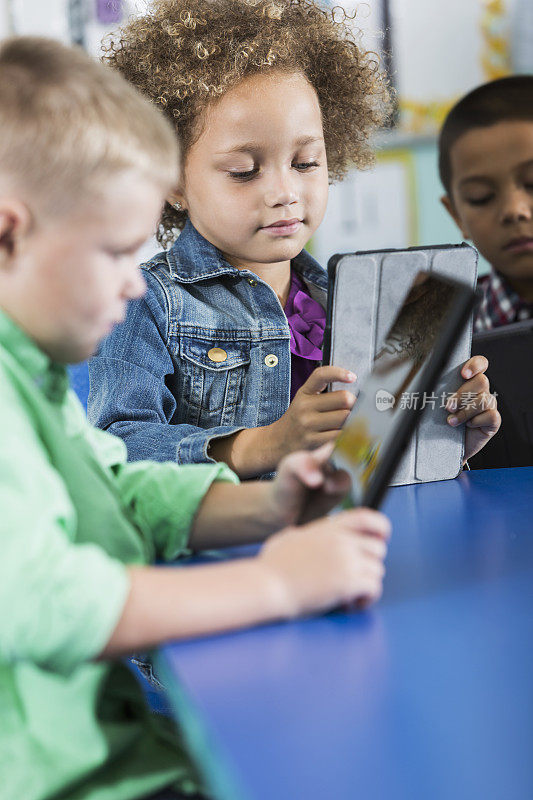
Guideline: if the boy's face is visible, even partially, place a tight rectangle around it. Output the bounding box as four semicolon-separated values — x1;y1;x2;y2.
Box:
442;120;533;282
176;71;329;273
0;172;164;363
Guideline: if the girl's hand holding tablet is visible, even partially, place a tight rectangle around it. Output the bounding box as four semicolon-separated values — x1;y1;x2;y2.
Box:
271;366;357;456
209;366;356;478
210;356;500;476
447;356;501;461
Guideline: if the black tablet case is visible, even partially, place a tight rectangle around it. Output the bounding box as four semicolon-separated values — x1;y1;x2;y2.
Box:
469;319;533;469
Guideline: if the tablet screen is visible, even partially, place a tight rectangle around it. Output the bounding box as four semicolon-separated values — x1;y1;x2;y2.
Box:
332;271;457;504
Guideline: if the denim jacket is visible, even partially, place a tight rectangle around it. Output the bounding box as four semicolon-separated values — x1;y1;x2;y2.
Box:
88;220;328;465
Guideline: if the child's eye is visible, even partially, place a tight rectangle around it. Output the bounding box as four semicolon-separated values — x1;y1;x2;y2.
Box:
293;161;319;171
466;195;493;206
106;246;140;260
228;168;258;181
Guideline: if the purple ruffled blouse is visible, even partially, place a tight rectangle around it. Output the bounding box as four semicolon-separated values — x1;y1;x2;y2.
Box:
284;269;326;400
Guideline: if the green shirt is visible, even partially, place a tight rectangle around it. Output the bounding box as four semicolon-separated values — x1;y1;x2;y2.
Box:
0;308;238;800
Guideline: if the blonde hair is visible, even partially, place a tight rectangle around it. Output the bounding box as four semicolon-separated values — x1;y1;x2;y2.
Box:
0;36;179;215
104;0;390;246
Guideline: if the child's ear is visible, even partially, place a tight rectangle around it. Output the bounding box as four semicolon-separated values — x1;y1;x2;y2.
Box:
0;200;32;267
441;194;469;240
167;188;187;213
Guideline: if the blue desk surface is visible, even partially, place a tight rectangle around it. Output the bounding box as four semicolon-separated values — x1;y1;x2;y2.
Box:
158;468;533;800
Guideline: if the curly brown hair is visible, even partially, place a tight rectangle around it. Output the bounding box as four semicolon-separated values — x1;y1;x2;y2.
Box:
103;0;390;245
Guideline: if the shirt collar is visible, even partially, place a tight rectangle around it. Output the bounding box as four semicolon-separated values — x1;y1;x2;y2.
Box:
488;269;533;316
491;269;522;305
165;219;328;289
0;307;69;402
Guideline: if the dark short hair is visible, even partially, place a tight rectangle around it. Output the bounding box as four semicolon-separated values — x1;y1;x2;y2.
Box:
438;75;533;195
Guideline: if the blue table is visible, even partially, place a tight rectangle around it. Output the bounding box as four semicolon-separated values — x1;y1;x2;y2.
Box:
157;468;533;800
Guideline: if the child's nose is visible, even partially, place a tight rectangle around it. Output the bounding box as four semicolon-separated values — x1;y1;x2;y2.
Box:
264;169;298;207
500;188;532;224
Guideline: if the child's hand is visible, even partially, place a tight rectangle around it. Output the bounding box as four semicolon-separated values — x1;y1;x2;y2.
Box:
269;443;351;527
259;509;390;617
269;366;356;459
445;356;501;461
209;366;355;477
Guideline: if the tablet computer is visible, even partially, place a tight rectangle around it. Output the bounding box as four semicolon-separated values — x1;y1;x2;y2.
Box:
331;270;478;509
469;319;533;468
323;243;478;486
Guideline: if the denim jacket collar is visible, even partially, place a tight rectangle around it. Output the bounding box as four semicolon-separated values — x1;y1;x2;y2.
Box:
166;219;328;290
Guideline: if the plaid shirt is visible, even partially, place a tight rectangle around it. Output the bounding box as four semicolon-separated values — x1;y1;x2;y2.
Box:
475;269;533;332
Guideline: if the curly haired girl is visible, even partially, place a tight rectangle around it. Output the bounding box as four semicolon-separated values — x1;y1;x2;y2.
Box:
88;0;500;477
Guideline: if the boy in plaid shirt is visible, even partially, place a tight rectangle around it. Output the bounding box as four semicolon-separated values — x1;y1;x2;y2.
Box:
439;76;533;331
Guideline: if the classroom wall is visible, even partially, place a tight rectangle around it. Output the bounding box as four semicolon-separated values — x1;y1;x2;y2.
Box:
412;141;456;248
410;140;489;275
311;0;531;275
408;139;492;274
1;0;531;275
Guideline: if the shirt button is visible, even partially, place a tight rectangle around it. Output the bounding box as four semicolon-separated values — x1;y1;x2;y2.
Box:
248;278;258;287
207;347;227;363
264;354;278;367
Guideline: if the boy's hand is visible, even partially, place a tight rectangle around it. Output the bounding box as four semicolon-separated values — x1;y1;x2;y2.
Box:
259;509;390;617
269;366;356;459
269;443;351;527
106;508;390;654
446;356;501;461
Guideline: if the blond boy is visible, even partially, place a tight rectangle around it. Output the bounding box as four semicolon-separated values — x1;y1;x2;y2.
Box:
0;37;389;800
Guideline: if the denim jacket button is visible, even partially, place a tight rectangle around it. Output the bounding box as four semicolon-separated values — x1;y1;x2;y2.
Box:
264;354;278;367
207;347;228;363
247;278;258;287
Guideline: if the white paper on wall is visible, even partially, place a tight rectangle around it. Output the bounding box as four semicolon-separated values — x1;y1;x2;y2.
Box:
85;1;149;56
11;0;70;41
7;0;147;54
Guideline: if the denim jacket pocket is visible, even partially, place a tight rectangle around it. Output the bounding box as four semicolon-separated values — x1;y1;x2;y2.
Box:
178;334;251;427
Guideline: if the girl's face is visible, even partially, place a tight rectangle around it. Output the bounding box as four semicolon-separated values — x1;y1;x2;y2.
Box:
176;71;329;273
